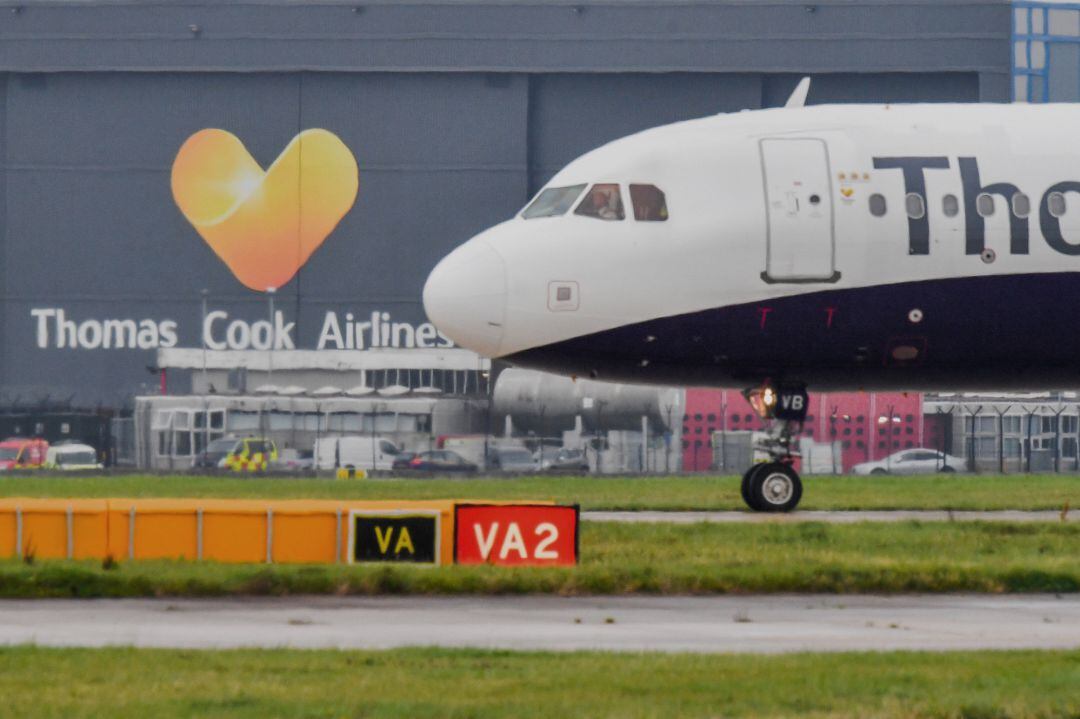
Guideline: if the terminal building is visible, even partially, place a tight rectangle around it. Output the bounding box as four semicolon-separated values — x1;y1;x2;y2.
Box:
2;0;1078;472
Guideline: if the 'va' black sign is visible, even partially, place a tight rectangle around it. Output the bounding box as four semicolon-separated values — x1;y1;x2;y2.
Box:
352;513;438;564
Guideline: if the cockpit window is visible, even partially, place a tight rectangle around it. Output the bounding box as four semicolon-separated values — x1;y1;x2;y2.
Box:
574;184;625;221
629;184;669;221
522;184;587;219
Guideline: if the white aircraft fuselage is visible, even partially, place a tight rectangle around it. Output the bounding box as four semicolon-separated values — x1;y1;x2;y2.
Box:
424;103;1080;391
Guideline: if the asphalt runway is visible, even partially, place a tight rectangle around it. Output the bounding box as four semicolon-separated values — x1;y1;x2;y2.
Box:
2;595;1078;653
583;510;1075;523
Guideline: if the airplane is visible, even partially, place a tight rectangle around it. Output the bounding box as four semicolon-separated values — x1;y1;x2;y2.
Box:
423;78;1080;512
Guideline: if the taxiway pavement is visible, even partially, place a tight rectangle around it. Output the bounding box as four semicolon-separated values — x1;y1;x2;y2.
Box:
582;510;1075;523
2;595;1078;653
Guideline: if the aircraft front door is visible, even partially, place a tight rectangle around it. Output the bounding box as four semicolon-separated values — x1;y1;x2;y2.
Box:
760;138;839;283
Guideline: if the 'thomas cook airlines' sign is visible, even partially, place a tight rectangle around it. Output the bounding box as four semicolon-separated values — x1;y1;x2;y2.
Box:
29;308;452;351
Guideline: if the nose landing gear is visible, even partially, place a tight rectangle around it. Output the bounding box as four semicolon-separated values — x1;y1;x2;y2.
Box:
742;461;803;512
739;383;808;513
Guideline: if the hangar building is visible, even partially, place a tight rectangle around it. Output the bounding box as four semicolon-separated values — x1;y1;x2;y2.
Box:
0;1;1034;466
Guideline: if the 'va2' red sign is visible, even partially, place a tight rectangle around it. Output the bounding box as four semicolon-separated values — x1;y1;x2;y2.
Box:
454;504;579;566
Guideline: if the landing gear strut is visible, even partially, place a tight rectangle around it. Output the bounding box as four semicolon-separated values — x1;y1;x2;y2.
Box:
739;382;807;513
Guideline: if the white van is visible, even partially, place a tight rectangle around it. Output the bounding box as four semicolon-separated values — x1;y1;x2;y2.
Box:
314;436;402;471
45;443;103;471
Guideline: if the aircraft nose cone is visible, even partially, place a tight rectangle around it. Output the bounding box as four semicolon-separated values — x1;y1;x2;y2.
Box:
423;238;507;357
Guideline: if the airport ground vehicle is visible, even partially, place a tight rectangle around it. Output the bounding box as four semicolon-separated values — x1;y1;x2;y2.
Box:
44;443;103;471
0;438;49;470
424;82;1080;511
398;450;477;474
314;436;401;472
192;436;278;472
851;449;966;475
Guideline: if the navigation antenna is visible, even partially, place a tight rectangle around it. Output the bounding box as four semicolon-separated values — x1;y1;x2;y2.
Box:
785;76;812;108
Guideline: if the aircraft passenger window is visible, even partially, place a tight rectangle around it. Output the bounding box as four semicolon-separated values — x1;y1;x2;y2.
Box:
868;193;887;217
521;184;587;219
942;194;959;217
1048;191;1067;218
976;193;995;217
1012;193;1031;218
629;184;669;221
904;193;925;220
574;183;625;221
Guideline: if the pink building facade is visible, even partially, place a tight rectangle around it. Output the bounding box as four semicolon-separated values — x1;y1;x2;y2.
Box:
682;388;925;474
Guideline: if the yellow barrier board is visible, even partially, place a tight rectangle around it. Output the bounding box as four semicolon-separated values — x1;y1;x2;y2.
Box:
0;498;457;566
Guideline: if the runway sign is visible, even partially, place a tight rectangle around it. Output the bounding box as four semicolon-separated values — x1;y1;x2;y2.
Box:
350;510;440;565
454;504;579;566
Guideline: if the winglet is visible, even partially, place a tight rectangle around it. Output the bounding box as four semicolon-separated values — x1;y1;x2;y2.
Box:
785;77;811;108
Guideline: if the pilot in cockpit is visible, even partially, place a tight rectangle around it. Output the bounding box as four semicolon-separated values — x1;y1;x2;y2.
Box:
576;183;624;220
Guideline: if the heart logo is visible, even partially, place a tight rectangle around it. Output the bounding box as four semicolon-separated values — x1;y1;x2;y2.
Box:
840;187;854;198
171;128;358;292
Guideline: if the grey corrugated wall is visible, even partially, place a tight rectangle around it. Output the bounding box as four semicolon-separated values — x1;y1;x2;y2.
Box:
0;1;1010;406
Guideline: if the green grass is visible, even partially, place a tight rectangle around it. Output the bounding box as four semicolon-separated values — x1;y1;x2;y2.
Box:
2;472;1079;511
0;646;1078;718
3;521;1079;597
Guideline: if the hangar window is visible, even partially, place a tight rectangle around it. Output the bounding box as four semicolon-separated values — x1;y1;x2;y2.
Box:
904;193;925;220
629;184;669;221
1012;193;1031;218
942;194;959;217
522;184;587;219
1048;191;1067;218
976;193;995;217
575;184;625;221
868;193;887;217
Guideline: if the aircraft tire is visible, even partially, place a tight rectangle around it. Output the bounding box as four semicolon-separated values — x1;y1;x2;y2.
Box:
741;464;767;511
748;463;802;513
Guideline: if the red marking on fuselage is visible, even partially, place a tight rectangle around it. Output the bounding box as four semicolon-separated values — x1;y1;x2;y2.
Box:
824;307;836;328
758;307;772;329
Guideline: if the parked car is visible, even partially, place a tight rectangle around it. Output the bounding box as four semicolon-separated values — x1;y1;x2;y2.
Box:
537;447;590;473
851;449;966;475
44;443;103;471
0;438;49;471
488;447;538;473
390;452;418;471
270;448;314;473
396;450;477;474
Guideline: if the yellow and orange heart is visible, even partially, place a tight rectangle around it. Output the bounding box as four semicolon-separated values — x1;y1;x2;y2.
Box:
171;128;358;292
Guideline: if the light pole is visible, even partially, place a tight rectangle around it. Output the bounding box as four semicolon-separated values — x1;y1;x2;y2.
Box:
200;289;209;393
266;287;276;385
482;365;492;469
595;398;608;474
